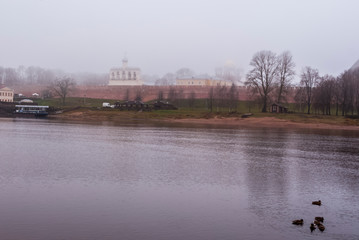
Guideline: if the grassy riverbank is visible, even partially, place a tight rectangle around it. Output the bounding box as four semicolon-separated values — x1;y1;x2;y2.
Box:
34;97;359;129
48;107;359;130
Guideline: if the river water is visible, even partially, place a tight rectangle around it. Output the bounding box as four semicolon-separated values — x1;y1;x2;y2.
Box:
0;118;358;240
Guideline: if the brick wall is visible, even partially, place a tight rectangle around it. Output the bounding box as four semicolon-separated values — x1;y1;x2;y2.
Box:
12;85;296;102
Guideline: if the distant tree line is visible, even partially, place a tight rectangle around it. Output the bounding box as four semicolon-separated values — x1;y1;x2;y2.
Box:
295;67;359;116
245;50;359;116
0;65;108;86
0;66;58;86
207;84;239;112
153;84;240;111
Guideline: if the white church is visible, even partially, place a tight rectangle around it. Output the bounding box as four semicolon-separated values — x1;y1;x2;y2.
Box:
108;58;143;86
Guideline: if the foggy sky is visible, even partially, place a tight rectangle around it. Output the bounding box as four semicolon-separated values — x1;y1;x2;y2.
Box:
1;0;358;80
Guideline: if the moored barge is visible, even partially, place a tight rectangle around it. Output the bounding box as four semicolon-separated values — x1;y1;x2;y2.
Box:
14;105;49;117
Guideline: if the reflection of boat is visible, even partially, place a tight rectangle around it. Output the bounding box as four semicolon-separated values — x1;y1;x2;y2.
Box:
15;105;49;117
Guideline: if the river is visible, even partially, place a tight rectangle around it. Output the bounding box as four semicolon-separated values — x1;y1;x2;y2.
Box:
0;118;358;240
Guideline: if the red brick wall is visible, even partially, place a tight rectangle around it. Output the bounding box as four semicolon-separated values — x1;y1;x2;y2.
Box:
12;85;296;102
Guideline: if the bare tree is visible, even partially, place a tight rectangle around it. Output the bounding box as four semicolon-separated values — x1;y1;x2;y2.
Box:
26;66;37;84
0;65;66;86
188;91;196;109
135;88;143;101
245;87;256;113
313;75;335;115
214;85;228;112
0;67;4;84
166;87;184;107
50;77;75;105
155;73;176;86
177;88;185;107
228;83;239;112
142;74;159;85
167;87;178;104
175;68;195;79
157;90;164;101
3;68;19;86
276;51;295;103
215;63;242;84
74;72;108;86
294;87;306;113
332;70;359;116
333;77;342;116
338;70;354;116
346;71;357;116
124;88;130;101
17;65;26;84
41;89;53;99
207;87;214;112
353;69;359;115
246;50;278;112
300;67;320;114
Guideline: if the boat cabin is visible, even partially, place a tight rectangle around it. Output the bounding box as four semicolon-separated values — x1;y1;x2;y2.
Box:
15;105;49;116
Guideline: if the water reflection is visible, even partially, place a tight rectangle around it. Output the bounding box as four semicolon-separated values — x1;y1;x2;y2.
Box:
0;118;358;240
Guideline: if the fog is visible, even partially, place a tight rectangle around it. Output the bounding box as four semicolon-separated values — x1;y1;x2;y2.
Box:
1;0;358;80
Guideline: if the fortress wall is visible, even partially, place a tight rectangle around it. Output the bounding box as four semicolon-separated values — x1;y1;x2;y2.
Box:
12;85;296;103
71;85;251;102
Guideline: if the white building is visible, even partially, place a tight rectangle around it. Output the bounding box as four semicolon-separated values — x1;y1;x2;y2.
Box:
109;58;143;86
0;87;14;102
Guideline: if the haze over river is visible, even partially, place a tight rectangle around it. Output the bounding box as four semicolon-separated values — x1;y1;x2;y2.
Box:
0;118;358;240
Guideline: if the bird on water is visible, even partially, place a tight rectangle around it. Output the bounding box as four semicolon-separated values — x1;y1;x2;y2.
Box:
310;223;316;232
317;223;325;232
292;219;304;225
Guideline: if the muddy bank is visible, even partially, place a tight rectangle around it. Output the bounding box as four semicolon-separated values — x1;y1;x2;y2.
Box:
48;109;359;131
167;117;359;131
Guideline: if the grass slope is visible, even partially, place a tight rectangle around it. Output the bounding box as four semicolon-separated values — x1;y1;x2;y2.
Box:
36;97;359;126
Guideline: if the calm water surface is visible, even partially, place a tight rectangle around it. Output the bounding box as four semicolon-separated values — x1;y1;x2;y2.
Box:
0;118;358;240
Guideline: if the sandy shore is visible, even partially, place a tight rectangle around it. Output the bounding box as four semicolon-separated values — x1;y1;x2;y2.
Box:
50;110;359;132
165;117;359;131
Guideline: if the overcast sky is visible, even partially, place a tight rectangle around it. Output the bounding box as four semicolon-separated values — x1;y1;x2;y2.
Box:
1;0;358;80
